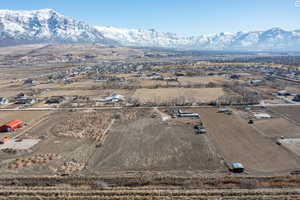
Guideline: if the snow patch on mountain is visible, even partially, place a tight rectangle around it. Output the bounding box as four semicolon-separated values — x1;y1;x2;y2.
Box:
0;9;299;51
0;9;117;46
95;26;300;51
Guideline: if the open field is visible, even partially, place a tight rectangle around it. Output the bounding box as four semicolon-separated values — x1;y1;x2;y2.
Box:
0;107;299;176
38;89;99;98
0;111;49;125
280;139;300;157
136;79;179;87
0;111;113;176
178;76;228;85
253;118;300;138
0;43;300;198
133;88;224;104
0;44;48;56
88;113;223;173
0;109;225;176
188;108;300;173
271;106;300;125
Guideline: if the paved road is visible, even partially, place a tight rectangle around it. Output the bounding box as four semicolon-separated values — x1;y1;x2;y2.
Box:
0;103;300;112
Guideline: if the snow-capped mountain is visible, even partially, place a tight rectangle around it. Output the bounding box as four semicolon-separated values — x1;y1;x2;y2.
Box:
0;9;299;51
0;9;118;46
95;26;300;51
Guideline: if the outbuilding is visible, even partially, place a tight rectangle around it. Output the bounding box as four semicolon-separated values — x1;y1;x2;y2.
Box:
293;95;300;102
231;162;244;173
0;120;22;132
0;97;9;105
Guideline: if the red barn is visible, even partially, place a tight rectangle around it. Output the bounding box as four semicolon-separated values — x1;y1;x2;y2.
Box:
0;120;22;132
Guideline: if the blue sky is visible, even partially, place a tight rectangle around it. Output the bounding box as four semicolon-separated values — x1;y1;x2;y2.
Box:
1;0;300;35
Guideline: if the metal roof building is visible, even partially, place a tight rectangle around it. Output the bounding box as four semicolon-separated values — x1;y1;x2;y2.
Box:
231;162;244;173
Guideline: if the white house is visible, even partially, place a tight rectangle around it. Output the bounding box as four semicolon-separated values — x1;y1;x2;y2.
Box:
96;94;124;103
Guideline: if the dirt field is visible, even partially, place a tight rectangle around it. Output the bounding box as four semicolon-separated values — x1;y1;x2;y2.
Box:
0;109;225;176
88;111;223;173
35;79;101;90
253;118;300;138
281;139;300;157
1;107;300;176
133;88;224;104
137;79;179;87
271;106;300;125
188;108;300;173
38;89;99;98
0;111;49;125
178;76;228;85
0;111;115;176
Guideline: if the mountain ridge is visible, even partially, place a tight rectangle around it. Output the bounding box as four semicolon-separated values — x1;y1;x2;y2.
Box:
95;26;300;51
0;9;299;51
0;9;118;46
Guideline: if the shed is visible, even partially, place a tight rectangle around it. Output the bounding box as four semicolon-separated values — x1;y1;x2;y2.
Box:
0;98;9;105
177;113;200;118
46;96;64;104
293;95;300;102
254;113;271;119
15;93;28;100
231;162;244;173
0;120;22;132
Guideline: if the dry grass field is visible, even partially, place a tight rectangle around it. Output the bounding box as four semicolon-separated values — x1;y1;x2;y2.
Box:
35;79;101;90
38;89;99;98
136;79;179;87
281;139;300;157
0;109;225;176
271;106;300;125
254;118;300;138
178;76;228;85
0;44;48;56
132;88;224;104
0;111;49;125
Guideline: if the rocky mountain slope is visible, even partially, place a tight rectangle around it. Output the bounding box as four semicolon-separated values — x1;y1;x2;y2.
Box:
0;9;117;46
95;26;300;51
0;9;299;51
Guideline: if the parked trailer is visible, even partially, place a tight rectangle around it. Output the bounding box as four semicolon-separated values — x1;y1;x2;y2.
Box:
0;120;22;132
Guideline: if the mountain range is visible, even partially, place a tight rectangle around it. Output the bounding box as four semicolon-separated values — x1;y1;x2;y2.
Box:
0;8;300;51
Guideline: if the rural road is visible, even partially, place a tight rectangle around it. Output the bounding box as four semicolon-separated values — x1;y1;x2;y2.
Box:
0;103;300;112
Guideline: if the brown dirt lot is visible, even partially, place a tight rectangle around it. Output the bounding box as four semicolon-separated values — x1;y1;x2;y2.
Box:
136;79;179;87
281;139;300;157
38;89;99;98
133;88;224;104
87;111;224;173
0;111;49;125
188;108;300;173
0;109;225;176
0;111;114;176
2;107;300;176
253;118;300;138
271;106;300;125
178;76;228;85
